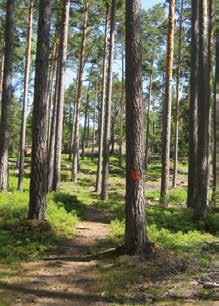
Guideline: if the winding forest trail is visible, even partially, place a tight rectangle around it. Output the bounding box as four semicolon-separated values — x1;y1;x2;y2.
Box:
0;207;112;306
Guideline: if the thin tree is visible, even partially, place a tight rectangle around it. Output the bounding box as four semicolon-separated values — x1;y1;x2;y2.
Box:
118;40;125;168
69;70;79;161
91;88;97;160
53;0;70;191
28;0;52;220
96;4;110;193
208;0;215;203
187;0;199;208
101;0;116;200
160;0;175;207
0;49;4;100
17;0;34;191
145;62;153;170
71;0;89;183
124;0;151;256
48;59;59;192
82;79;92;159
0;0;15;191
172;0;184;188
194;0;210;219
47;40;58;149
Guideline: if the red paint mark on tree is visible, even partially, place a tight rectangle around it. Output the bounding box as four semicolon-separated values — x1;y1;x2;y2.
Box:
130;169;142;181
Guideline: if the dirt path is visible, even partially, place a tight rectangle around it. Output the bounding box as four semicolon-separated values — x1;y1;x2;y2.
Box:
0;208;112;306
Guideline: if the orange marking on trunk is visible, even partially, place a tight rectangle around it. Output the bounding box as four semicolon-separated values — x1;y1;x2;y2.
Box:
130;169;141;181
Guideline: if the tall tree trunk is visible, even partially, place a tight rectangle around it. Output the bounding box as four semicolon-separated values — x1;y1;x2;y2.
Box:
17;0;33;192
86;111;90;148
69;70;79;161
53;0;70;192
160;0;175;207
212;75;216;205
125;0;150;256
0;50;4;100
47;41;58;150
71;0;89;183
187;0;199;208
194;0;210;219
145;68;153;170
96;4;110;193
208;0;215;204
47;60;59;192
0;0;15;191
101;0;116;200
91;89;97;161
172;0;184;188
28;0;52;220
118;41;125;168
82;79;91;159
110;111;116;154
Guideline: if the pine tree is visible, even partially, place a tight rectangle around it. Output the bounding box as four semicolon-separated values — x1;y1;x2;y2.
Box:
17;0;34;191
160;0;175;207
53;0;70;191
187;0;199;208
125;0;151;256
0;0;15;191
28;0;52;220
101;0;117;200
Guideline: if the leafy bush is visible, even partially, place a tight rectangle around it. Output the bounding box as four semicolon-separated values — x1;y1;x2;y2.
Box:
48;200;78;236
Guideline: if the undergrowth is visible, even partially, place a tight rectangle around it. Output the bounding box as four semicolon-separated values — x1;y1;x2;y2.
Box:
0;188;79;263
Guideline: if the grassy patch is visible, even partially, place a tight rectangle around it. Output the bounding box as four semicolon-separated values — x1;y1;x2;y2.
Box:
0;190;79;263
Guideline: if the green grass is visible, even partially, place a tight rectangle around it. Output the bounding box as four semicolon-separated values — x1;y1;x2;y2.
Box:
146;187;187;204
0;154;217;304
2;154;218;266
0;184;79;263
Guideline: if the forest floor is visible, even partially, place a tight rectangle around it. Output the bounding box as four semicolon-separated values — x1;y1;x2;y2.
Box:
0;154;218;305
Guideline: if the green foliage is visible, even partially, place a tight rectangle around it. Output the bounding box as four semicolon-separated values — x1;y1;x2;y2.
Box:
148;225;215;254
47;199;79;236
61;170;71;182
0;190;79;263
110;219;216;260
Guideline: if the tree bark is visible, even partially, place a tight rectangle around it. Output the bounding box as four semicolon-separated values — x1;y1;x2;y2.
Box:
0;0;15;191
187;0;199;208
53;0;70;192
110;111;116;154
208;0;215;204
0;50;4;101
172;0;184;188
194;0;210;219
101;0;116;200
17;0;33;192
71;0;89;183
28;0;52;220
145;68;153;170
91;89;97;161
160;0;175;207
48;58;59;192
69;70;79;161
47;41;58;150
125;0;150;256
82;79;92;159
96;4;110;193
118;40;125;168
